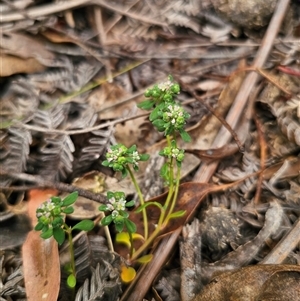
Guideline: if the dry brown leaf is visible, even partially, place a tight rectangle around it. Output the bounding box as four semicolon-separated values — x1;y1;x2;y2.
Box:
0;54;46;76
0;32;55;65
193;264;300;301
22;189;60;301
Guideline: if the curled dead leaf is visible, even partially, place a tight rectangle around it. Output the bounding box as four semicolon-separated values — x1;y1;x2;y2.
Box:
193;264;300;301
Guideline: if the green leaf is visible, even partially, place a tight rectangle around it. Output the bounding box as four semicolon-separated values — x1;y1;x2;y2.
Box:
121;168;128;178
160;163;170;179
62;191;78;206
149;106;161;121
139;154;150;161
152;119;165;132
125;200;135;207
52;216;64;228
102;160;110;167
98;204;109;211
137;100;155;110
180;130;192;143
120;211;129;219
101;215;113;226
72;220;94;231
107;191;114;199
63;206;74;214
67;274;76;288
51;196;61;203
40;228;53;239
114;218;124;233
53;227;65;245
168;210;186;219
127;145;137;153
35;222;44;231
124;219;137;233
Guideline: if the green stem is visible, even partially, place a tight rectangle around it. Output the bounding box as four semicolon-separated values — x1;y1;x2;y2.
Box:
126;166;148;240
131;135;180;261
64;224;76;299
164;167;181;225
130;221;162;261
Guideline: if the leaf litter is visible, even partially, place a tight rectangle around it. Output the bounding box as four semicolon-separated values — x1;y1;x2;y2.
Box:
0;0;300;300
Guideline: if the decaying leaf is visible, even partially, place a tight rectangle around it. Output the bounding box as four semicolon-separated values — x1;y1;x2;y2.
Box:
0;54;46;76
22;189;60;301
193;264;300;301
0;32;56;66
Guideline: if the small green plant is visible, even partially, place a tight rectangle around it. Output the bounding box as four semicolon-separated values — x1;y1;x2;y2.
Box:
99;76;190;266
35;191;94;288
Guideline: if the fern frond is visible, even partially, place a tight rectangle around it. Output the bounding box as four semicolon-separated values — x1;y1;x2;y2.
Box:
72;126;115;176
75;262;121;301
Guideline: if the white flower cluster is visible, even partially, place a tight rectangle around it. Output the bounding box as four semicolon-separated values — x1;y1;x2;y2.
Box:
158;79;173;91
107;197;126;219
131;151;140;165
106;147;122;162
36;199;55;218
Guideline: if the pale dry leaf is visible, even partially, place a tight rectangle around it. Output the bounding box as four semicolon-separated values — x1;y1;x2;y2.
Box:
0;32;55;66
22;189;60;301
0;54;45;76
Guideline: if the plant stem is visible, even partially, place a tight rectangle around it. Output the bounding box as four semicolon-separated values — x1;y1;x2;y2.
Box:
127;166;149;240
64;224;76;298
131;135;181;261
65;226;76;279
164;167;181;225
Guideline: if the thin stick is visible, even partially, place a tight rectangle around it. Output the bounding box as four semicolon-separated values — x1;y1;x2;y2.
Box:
0;171;108;204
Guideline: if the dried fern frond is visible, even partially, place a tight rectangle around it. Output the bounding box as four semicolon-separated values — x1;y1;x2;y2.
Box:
275;96;300;146
0;79;39;124
27;132;74;181
0;127;32;186
75;261;121;301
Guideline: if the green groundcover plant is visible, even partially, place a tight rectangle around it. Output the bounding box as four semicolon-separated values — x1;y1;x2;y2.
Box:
35;75;191;284
99;75;191;263
35;192;94;288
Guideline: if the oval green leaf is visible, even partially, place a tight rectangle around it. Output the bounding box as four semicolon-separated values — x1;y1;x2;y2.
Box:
180;130;192;143
101;215;113;226
40;228;53;239
62;191;78;206
124;219;137;233
67;274;76;288
53;227;65;245
63;207;74;214
72;220;94;231
35;221;44;231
